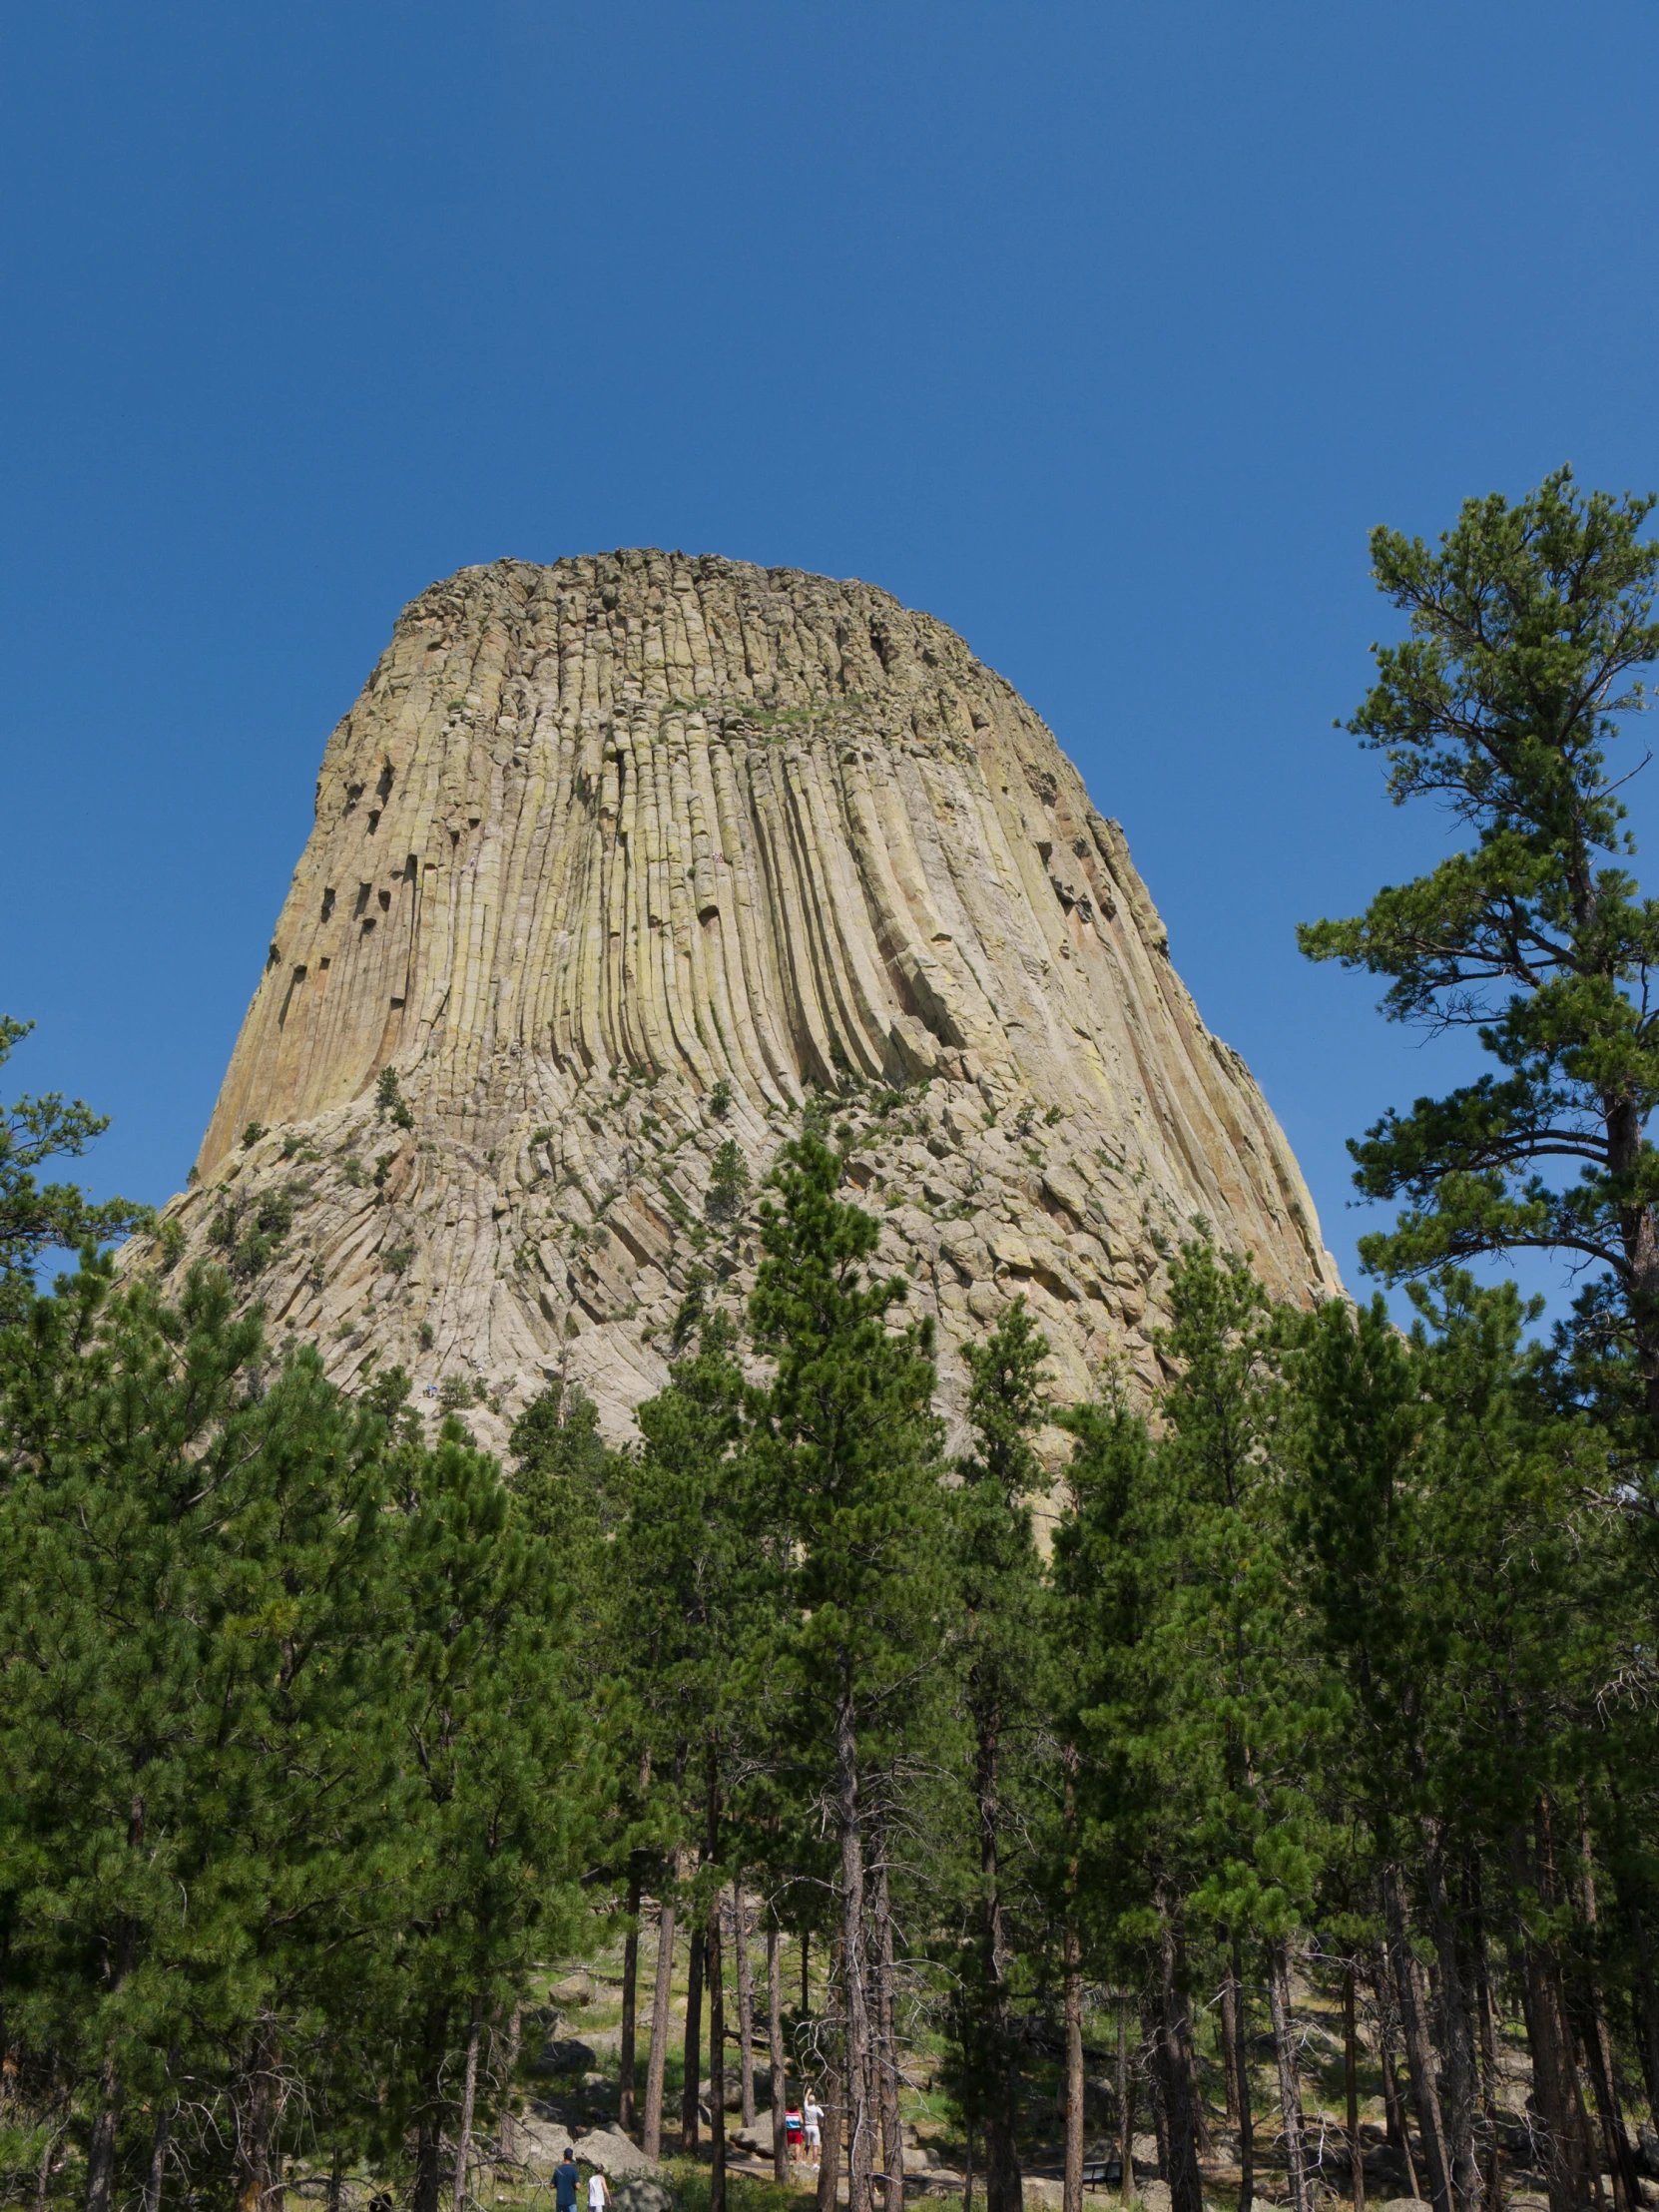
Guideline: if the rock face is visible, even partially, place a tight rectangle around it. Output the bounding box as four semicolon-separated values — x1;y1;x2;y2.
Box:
137;551;1341;1451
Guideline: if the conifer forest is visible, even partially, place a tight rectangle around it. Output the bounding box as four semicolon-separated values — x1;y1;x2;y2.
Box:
8;474;1659;2212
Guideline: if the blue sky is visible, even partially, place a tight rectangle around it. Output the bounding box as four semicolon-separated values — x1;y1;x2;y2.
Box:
3;0;1657;1313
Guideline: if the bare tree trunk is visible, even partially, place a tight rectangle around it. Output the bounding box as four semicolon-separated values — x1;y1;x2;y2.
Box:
709;1884;728;2212
1470;1887;1503;2212
643;1869;679;2161
1385;1862;1453;2212
1626;1904;1659;2120
85;2047;123;2212
1220;1965;1243;2130
963;2125;974;2212
1153;1889;1204;2212
453;1998;483;2212
972;1702;1021;2212
1345;1961;1367;2212
827;1963;848;2212
1518;1805;1596;2212
1116;1997;1134;2204
1063;1916;1085;2212
1374;1951;1419;2201
872;1853;904;2212
620;1858;643;2136
412;2008;451;2212
234;2015;286;2212
834;1683;875;2212
683;1925;706;2154
1229;1944;1255;2212
735;1883;758;2130
1267;1936;1312;2212
1578;1799;1641;2212
37;2108;63;2212
497;2004;523;2161
769;1915;790;2183
143;2048;178;2212
1421;1827;1481;2212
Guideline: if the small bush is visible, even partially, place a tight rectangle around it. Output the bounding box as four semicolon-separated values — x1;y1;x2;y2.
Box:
418;1320;434;1349
382;1244;416;1276
242;1122;269;1150
340;1155;367;1188
375;1066;413;1129
437;1374;487;1412
709;1075;734;1119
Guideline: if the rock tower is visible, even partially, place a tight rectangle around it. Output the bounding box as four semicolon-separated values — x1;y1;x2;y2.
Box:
142;551;1341;1451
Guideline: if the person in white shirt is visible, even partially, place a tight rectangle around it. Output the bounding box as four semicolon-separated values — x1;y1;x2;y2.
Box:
803;2094;824;2166
587;2170;609;2212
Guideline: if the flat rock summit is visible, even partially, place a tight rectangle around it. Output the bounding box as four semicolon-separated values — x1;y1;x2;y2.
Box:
137;550;1341;1451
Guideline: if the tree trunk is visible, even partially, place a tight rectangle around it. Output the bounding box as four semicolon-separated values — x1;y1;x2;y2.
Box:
735;1884;758;2130
85;2046;122;2212
1346;1961;1367;2212
620;1858;643;2135
963;2125;974;2212
972;1702;1021;2212
412;2008;450;2212
452;1998;483;2212
1517;1805;1595;2212
769;1915;790;2183
497;2003;523;2161
1220;1964;1243;2130
38;2110;63;2212
872;1853;904;2212
143;2043;181;2212
1576;1799;1641;2212
1229;1945;1255;2212
1385;1861;1453;2212
1374;1951;1419;2200
1627;1905;1659;2120
1267;1936;1311;2212
1063;1916;1085;2212
1470;1889;1503;2212
1116;1997;1134;2204
820;2007;845;2212
1421;1827;1481;2212
1519;1933;1588;2212
1153;1889;1204;2212
234;2015;286;2212
643;1872;679;2161
709;1885;728;2212
683;1925;706;2153
834;1682;875;2212
144;2099;172;2212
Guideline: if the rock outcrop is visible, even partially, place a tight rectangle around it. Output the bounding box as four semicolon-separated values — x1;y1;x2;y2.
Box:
134;551;1341;1451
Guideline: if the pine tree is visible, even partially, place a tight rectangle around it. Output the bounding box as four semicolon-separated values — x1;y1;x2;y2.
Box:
386;1416;592;2212
1299;469;1659;1439
941;1298;1051;2212
747;1132;948;2212
0;1020;150;1326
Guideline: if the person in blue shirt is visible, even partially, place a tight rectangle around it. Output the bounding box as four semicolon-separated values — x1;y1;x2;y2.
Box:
555;2150;581;2212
